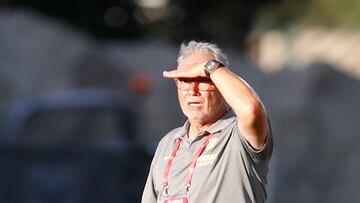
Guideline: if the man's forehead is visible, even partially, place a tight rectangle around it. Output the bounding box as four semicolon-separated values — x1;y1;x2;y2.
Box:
178;52;215;66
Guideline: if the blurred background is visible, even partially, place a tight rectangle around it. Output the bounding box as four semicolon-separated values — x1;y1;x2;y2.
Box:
0;0;360;202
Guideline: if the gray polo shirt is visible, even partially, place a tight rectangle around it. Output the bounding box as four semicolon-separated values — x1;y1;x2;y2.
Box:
142;110;273;203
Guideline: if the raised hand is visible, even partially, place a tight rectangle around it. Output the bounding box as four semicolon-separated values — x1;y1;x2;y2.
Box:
162;62;208;79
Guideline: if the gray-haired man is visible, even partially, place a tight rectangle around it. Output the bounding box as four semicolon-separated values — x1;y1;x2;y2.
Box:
142;41;273;203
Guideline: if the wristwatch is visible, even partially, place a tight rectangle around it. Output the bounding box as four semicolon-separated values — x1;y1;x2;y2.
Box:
204;59;224;76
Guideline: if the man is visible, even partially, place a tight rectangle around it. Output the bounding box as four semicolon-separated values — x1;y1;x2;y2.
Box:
142;41;273;203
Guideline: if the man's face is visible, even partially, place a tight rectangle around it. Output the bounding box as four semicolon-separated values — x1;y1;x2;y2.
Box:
177;52;227;124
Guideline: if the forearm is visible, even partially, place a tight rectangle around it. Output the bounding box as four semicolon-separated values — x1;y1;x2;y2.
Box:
210;67;268;149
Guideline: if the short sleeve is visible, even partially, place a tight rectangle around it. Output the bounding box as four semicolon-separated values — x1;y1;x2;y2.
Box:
236;118;273;162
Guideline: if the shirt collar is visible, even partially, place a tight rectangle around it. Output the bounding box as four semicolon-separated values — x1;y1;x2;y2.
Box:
206;109;236;133
174;109;236;140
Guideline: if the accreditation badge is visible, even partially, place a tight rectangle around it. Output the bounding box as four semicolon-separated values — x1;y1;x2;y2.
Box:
163;195;188;203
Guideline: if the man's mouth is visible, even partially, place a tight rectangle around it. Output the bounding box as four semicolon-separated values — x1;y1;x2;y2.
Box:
188;101;202;106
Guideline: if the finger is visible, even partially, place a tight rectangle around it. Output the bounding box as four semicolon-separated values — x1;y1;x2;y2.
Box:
163;70;187;78
163;66;202;78
163;70;177;78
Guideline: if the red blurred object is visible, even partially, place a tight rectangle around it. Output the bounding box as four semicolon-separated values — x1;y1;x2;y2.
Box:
129;72;153;95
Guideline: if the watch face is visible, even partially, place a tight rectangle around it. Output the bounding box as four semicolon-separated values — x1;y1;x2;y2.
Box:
204;59;223;76
206;60;220;71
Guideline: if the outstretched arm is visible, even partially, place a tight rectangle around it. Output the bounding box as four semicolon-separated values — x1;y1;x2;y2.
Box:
163;61;268;150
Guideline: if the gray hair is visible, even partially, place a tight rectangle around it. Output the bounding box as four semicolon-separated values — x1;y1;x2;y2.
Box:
177;40;229;67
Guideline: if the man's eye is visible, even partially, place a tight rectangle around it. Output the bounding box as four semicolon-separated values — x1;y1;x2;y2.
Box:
199;79;212;83
179;78;190;83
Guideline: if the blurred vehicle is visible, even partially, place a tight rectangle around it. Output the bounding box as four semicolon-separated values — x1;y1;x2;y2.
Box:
0;89;152;203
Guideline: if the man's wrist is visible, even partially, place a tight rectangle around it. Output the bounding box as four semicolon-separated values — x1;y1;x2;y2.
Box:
204;59;225;76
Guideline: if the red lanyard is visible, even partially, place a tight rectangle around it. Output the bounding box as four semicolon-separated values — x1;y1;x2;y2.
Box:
162;133;215;195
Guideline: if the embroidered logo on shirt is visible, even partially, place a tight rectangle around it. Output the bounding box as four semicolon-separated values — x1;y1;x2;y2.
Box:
196;137;218;167
196;154;217;167
205;137;218;151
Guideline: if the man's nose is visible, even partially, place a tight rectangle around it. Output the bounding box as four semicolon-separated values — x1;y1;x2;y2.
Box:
188;81;200;92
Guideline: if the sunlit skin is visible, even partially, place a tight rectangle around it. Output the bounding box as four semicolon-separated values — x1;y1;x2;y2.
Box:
172;52;227;139
163;51;268;149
